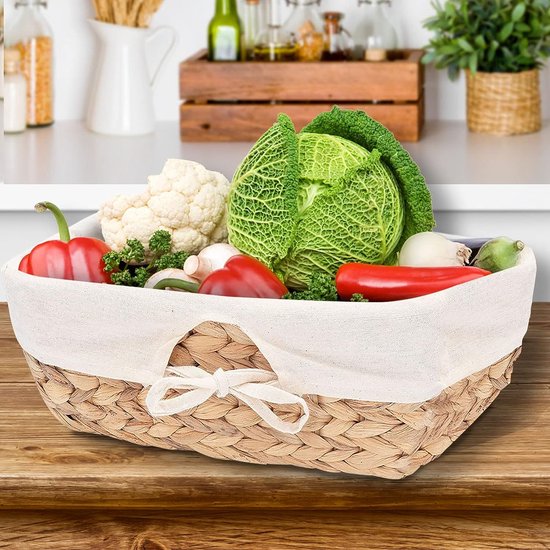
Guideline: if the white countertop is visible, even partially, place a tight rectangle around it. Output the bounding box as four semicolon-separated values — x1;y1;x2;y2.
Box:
1;120;549;211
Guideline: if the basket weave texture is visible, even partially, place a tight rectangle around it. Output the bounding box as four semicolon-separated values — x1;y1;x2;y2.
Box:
467;69;541;136
24;321;520;479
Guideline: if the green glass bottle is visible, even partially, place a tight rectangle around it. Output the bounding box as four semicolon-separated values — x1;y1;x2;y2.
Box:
208;0;242;61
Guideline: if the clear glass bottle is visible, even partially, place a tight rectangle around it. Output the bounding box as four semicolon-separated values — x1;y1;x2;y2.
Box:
4;48;27;133
321;12;353;61
253;0;297;61
6;0;54;126
208;0;242;62
358;0;397;62
243;0;261;60
282;0;323;62
1;0;5;98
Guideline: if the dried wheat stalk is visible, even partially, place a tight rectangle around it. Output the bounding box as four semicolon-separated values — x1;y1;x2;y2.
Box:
91;0;164;27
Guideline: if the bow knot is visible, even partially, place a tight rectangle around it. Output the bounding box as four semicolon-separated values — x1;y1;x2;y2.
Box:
212;368;230;398
146;365;310;435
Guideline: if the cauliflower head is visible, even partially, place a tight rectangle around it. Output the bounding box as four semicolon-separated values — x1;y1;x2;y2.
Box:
99;159;230;256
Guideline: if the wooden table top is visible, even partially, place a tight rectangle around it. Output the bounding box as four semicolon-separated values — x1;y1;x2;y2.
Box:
1;302;549;512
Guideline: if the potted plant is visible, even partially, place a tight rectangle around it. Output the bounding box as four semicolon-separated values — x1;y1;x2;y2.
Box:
422;0;550;136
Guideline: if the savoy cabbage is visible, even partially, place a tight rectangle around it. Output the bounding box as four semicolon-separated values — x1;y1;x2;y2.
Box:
228;107;435;289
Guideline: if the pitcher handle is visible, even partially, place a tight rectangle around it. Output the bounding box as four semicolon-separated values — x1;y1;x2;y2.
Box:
146;26;178;87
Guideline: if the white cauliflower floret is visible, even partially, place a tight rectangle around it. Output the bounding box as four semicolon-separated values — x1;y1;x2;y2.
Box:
99;159;230;256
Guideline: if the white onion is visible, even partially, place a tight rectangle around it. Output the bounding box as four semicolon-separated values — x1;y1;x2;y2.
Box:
398;232;472;267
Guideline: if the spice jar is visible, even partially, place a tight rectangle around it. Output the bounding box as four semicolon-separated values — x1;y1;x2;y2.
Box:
322;12;353;61
6;0;54;126
3;48;27;133
282;0;323;62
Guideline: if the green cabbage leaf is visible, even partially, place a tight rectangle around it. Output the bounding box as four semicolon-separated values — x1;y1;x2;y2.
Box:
228;107;435;289
228;114;299;269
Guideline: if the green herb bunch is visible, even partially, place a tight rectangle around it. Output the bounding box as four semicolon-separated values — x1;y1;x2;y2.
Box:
422;0;550;79
283;272;339;301
103;230;189;287
282;273;371;302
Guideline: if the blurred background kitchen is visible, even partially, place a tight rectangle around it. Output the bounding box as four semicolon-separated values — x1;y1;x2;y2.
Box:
1;0;549;300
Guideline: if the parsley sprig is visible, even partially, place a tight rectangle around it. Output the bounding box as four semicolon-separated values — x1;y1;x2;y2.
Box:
103;230;189;287
282;273;370;302
283;272;339;302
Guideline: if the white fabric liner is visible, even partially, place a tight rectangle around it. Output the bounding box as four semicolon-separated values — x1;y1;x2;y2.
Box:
2;214;537;404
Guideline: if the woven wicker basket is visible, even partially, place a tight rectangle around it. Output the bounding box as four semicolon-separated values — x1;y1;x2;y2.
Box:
467;69;541;136
24;320;521;479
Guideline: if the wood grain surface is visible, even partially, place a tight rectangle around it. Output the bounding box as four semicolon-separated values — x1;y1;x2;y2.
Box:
1;303;549;548
180;101;423;142
178;49;424;142
1;510;549;550
179;50;424;103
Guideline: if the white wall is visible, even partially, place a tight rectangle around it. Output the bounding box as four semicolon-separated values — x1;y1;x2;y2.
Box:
4;0;549;122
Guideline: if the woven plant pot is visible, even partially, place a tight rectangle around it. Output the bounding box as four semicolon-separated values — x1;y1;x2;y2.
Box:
24;320;521;480
467;69;541;136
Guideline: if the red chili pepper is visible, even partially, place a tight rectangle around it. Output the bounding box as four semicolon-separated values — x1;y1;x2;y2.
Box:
18;202;112;284
154;255;288;299
336;263;491;302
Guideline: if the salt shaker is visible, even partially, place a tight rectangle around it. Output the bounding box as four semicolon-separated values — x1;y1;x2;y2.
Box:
4;48;27;133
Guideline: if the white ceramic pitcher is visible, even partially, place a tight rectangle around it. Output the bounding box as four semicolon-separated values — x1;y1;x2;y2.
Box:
86;20;177;136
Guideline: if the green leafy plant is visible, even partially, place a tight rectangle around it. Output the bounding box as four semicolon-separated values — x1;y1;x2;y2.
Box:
422;0;550;79
103;230;189;287
227;108;435;290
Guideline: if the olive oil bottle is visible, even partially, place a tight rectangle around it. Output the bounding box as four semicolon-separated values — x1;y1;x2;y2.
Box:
208;0;242;61
253;0;297;61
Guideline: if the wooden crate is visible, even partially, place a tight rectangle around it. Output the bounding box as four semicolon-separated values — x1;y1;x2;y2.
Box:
179;50;425;142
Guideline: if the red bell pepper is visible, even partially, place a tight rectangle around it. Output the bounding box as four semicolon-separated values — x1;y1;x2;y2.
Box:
154;255;288;299
336;263;491;302
19;202;112;284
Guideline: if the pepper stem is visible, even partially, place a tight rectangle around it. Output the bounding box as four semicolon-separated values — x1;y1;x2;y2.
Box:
153;278;200;292
35;202;71;243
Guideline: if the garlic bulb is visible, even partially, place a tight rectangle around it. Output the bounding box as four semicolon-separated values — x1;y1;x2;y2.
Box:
398;232;472;267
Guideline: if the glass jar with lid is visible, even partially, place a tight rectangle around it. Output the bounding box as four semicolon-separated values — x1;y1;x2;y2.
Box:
282;0;323;62
5;0;54;126
359;0;398;62
254;0;297;61
322;12;353;61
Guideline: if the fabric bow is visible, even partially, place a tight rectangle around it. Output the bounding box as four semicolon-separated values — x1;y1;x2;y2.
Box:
146;366;310;434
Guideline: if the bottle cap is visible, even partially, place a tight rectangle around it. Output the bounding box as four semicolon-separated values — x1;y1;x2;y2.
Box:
4;48;22;73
